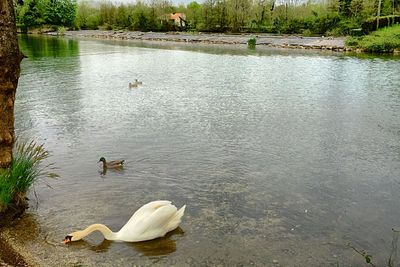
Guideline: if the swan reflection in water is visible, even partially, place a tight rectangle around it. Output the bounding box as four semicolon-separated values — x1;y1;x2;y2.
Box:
80;227;185;256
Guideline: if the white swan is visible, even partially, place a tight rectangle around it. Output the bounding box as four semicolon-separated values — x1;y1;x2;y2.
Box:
64;200;186;243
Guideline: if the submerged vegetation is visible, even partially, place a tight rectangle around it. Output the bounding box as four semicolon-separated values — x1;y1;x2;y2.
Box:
349;228;400;267
0;141;55;214
14;0;400;36
346;24;400;52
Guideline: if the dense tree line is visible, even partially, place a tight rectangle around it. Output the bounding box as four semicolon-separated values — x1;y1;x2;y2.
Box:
14;0;400;35
14;0;77;31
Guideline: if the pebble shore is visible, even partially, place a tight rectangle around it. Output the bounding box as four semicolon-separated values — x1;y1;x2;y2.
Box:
63;30;348;52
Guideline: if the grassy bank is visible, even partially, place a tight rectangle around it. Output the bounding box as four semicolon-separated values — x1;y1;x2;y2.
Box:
0;141;54;214
346;25;400;53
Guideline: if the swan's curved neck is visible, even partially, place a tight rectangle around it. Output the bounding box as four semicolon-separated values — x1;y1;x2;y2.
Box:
80;224;118;240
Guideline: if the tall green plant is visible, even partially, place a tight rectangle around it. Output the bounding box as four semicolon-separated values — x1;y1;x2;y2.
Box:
0;141;57;212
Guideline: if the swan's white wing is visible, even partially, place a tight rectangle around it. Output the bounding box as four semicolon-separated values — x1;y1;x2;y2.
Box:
124;200;172;226
134;204;177;232
117;201;179;242
133;204;186;238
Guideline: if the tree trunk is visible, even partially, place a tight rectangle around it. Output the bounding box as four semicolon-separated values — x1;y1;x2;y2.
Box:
377;0;382;30
0;0;23;169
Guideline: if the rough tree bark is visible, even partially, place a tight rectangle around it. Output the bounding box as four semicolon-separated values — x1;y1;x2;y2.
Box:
0;0;24;168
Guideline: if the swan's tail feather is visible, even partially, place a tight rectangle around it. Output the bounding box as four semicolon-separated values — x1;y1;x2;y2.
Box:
177;205;186;218
166;205;186;231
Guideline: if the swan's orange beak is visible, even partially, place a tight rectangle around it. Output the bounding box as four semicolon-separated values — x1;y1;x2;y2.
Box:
63;235;72;244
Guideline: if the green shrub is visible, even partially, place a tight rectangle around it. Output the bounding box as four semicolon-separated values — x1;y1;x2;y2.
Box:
361;25;400;52
305;14;341;35
0;141;57;213
346;25;400;53
302;29;313;36
247;37;256;48
337;19;360;35
345;36;361;47
325;28;343;36
57;26;66;35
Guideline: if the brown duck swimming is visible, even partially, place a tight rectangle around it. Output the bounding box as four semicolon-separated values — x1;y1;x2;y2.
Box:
98;157;125;169
129;79;142;88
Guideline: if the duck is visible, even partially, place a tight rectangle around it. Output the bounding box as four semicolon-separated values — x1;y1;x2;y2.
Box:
129;82;138;88
63;200;186;243
98;157;124;169
129;79;142;88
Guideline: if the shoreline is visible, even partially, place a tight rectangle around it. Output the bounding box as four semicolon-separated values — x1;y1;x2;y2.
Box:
0;225;37;267
60;30;348;52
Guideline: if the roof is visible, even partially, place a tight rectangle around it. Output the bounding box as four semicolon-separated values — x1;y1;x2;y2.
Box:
170;13;186;20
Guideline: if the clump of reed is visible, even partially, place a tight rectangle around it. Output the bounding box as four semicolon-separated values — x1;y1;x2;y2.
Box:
0;141;56;213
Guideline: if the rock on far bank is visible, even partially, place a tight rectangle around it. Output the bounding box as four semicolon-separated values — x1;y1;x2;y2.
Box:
63;30;347;51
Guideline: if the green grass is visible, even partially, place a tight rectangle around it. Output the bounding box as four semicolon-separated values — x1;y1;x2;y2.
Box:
0;141;56;212
346;25;400;53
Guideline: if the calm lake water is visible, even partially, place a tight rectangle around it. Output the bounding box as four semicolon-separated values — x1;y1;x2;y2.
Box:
15;35;400;266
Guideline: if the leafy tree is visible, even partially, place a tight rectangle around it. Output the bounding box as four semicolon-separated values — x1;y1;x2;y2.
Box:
137;11;151;31
251;0;273;29
44;0;77;26
75;1;100;29
17;0;396;35
115;4;130;29
99;1;117;28
186;1;202;29
216;0;228;31
227;0;250;31
381;0;394;15
349;0;364;19
362;0;378;18
339;0;352;16
16;0;45;30
202;0;218;31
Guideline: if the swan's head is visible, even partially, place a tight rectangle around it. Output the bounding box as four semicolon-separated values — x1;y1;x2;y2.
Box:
63;231;84;244
98;157;106;163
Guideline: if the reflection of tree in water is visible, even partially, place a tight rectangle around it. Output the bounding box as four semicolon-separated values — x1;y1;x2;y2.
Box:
18;35;79;59
16;35;87;144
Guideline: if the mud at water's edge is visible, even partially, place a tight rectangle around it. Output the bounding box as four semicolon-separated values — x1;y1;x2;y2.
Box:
0;235;30;267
